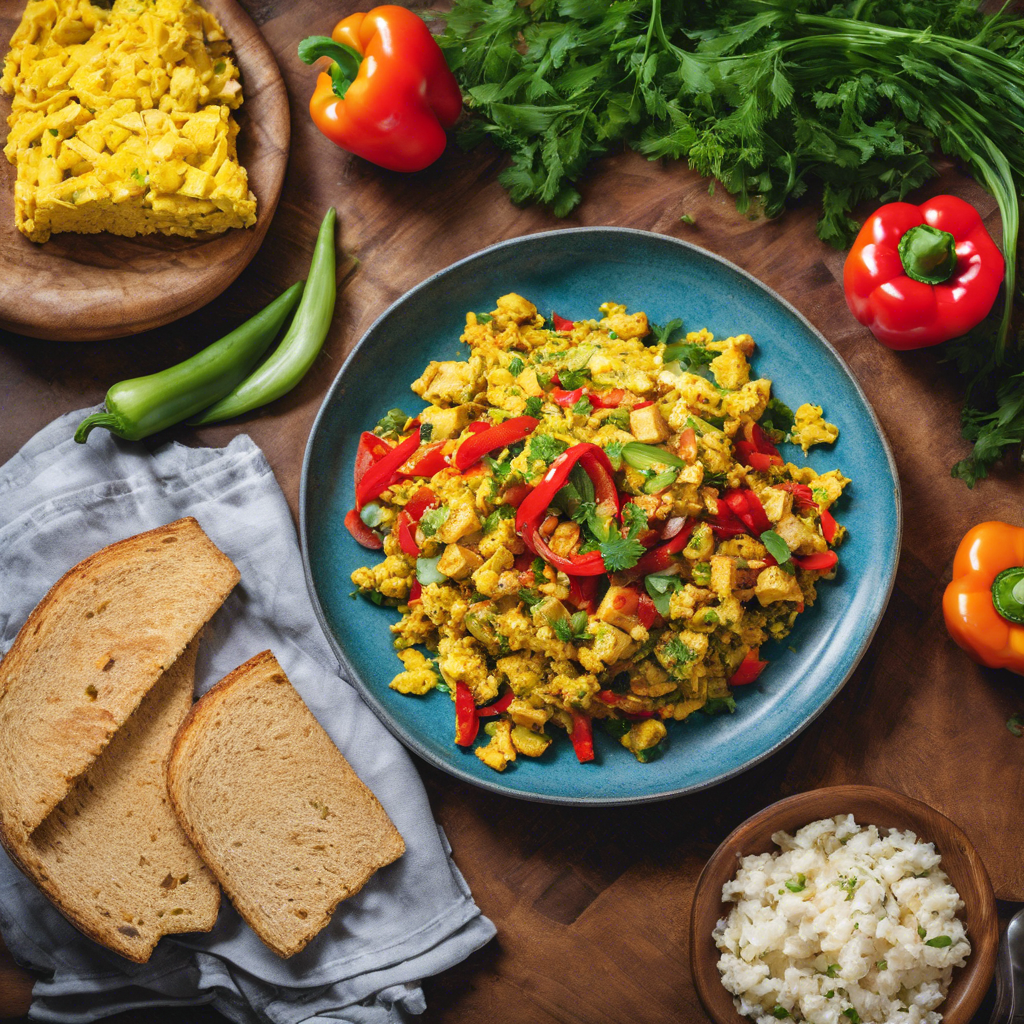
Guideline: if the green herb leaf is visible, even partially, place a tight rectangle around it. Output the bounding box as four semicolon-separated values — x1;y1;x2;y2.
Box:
664;341;714;372
419;506;450;538
483;505;517;532
702;695;737;715
527;434;568;466
375;407;410;438
785;874;806;893
925;935;953;948
48;127;59;137
572;396;594;416
1008;713;1024;737
558;368;589;390
622;502;649;539
825;964;839;978
597;531;646;573
760;530;792;565
419;422;434;442
603;440;626;469
771;1007;790;1020
842;1009;861;1024
524;395;543;418
508;356;524;376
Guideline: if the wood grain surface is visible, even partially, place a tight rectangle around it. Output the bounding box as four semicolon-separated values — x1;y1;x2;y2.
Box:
0;0;289;340
0;0;1022;1021
690;786;999;1024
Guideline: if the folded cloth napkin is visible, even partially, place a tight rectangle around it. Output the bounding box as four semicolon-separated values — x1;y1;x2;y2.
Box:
0;408;495;1024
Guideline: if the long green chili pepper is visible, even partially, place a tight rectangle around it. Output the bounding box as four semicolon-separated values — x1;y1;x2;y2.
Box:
190;207;337;425
74;281;305;444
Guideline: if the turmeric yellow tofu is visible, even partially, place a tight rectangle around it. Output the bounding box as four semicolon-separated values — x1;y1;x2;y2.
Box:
349;293;849;772
2;0;257;242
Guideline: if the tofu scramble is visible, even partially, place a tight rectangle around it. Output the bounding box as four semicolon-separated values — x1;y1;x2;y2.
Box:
348;293;847;770
714;816;971;1024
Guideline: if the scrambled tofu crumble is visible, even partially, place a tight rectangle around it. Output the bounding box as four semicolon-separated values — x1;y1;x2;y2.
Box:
350;294;846;770
2;0;257;242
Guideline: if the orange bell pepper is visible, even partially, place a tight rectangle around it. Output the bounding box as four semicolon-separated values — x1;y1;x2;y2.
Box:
298;7;462;172
943;521;1024;674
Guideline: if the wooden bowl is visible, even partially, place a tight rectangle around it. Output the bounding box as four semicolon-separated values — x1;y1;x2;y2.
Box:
0;0;289;341
690;786;998;1024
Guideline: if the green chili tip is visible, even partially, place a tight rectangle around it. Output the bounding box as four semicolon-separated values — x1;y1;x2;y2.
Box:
74;412;123;444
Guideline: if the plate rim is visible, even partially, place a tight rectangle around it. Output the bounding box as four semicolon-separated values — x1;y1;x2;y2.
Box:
299;225;903;806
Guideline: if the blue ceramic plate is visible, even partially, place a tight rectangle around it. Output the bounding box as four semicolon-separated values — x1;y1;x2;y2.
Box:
300;228;901;806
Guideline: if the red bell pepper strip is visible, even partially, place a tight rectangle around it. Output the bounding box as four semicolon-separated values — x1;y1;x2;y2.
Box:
356;428;421;508
354;431;393;488
589;388;625;409
633;401;654;410
405;486;437;521
344;508;383;549
820;508;838;544
454;416;539;472
637;590;657;629
627;519;695;578
552;387;584;407
729;649;768;686
568;710;595;763
454;681;479;747
476;690;515;718
775;481;816;511
465;421;491;436
552;313;574;333
408;579;422;604
517;443;620;575
843;194;1005;351
298;7;462;174
792;551;839;572
597;691;656;720
723;489;772;536
395;511;419;557
751;424;781;460
708;511;747;539
399;440;449;479
568;574;599;613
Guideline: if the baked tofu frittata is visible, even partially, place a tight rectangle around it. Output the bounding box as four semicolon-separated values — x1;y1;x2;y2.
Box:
348;294;847;770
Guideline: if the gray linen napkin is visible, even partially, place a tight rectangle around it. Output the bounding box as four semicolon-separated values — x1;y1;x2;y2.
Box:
0;407;495;1024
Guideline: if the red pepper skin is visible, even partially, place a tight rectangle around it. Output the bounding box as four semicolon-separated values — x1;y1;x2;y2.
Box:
344;508;383;549
589;388;625;409
637;591;657;629
552;313;574;333
454;681;479;747
517;443;620;575
568;710;595;763
303;7;462;173
729;649;768;686
356;428;421;508
723;489;772;536
395;511;419;557
775;481;816;511
476;690;515;718
354;431;392;488
408;579;422;604
567;574;599;613
820;508;838;544
405;486;437;521
399;441;449;479
843;195;1004;350
454;416;539;472
793;551;838;572
552;387;584;408
627;519;694;578
596;691;655;719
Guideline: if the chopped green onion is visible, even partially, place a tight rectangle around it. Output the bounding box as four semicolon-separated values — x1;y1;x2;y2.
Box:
622;441;685;471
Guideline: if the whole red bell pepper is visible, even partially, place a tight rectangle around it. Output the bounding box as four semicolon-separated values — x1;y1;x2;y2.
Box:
843;195;1004;350
298;6;463;173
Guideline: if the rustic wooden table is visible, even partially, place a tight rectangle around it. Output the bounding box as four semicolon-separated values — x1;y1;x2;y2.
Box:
0;1;1021;1021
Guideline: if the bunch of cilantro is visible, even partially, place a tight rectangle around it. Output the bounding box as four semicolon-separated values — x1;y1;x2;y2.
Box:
437;0;1024;484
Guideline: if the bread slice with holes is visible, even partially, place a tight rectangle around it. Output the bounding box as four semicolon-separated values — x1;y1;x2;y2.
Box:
167;651;405;958
4;640;221;962
0;517;239;844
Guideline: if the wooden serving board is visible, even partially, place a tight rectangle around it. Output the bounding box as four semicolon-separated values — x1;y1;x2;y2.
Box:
0;0;289;341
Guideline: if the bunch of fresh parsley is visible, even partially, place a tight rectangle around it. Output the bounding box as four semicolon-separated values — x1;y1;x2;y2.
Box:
437;0;1024;484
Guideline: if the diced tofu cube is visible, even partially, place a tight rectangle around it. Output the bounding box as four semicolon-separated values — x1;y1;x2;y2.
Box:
595;586;640;631
438;503;482;544
629;404;671;444
620;719;667;756
412;360;482;405
418;404;471;440
775;513;827;554
507;698;552;732
436;543;483;581
755;566;805;606
590;624;637;665
531;595;570;628
709;555;736;596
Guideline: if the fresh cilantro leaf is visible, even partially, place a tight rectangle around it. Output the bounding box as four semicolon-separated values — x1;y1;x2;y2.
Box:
419;506;449;537
519;588;544;609
622;502;649;539
483;454;513;481
551;610;590;642
482;505;517;532
760;530;793;567
603;440;626;469
771;1008;790;1020
649;318;684;346
527;434;568;466
597;531;645;573
702;471;727;490
525;395;543;418
375;407;410;438
762;397;796;437
419;422;434;442
602;716;632;738
572;396;593;416
664;342;714;372
702;695;737;715
532;557;546;585
635;740;664;763
925;936;953;948
508;356;524;376
645;572;682;616
535;371;554;391
475;312;493;323
129;167;148;187
558;368;590;390
842;1009;860;1024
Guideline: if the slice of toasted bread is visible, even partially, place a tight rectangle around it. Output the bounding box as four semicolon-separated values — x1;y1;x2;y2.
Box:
5;640;221;962
0;517;239;842
167;651;405;958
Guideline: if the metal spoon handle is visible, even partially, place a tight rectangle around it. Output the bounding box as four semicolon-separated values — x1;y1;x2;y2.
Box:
989;908;1024;1024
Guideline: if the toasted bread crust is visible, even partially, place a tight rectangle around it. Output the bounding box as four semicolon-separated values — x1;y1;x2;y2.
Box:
0;516;240;844
167;651;405;958
0;641;221;962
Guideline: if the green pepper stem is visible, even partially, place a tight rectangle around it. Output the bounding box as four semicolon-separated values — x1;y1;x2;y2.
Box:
898;224;958;285
296;36;363;99
74;412;122;444
991;565;1024;625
